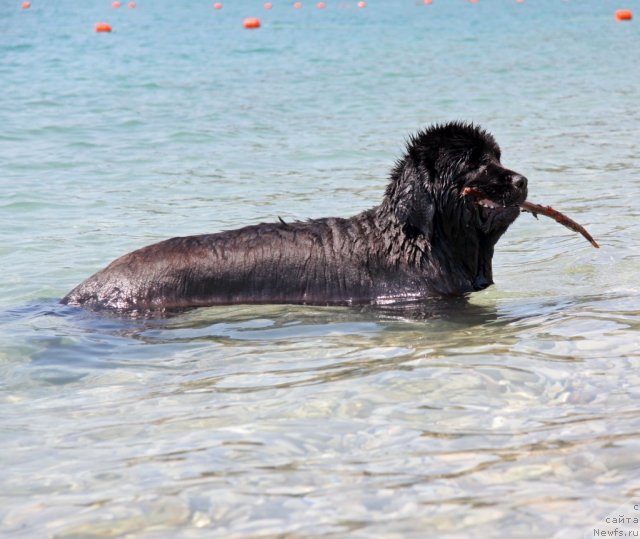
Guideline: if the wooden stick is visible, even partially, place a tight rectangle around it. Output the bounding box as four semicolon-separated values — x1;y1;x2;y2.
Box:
520;200;599;249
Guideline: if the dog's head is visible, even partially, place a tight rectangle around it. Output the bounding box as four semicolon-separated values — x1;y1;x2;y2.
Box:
385;122;528;293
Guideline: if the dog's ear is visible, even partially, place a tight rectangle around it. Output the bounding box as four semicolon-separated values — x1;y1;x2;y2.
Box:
392;162;435;241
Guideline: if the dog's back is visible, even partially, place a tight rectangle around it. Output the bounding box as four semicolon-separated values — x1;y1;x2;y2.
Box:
62;211;422;311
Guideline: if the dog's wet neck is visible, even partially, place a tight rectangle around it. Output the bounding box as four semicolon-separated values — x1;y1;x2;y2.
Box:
368;203;498;296
424;217;499;295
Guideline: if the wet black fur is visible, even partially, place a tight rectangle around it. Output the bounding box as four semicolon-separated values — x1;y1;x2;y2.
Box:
62;122;528;312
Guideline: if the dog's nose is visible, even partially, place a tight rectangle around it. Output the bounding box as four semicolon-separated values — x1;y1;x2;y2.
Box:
512;174;528;191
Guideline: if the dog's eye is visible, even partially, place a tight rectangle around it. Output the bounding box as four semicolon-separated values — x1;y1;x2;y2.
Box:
459;165;486;183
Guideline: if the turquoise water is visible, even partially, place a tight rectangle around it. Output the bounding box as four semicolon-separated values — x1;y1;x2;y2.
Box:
2;0;640;537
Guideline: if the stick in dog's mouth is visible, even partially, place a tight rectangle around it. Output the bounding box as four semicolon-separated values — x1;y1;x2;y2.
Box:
462;186;600;249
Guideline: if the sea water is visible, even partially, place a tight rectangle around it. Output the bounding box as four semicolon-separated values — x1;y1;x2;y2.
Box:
1;0;640;537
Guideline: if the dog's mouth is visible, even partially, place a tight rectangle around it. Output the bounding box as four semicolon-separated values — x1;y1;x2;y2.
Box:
462;186;522;209
461;186;523;231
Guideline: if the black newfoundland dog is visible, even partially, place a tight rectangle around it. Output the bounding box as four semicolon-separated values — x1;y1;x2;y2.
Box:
62;122;528;312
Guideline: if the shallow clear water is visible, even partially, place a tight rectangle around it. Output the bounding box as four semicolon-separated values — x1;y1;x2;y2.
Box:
2;0;640;537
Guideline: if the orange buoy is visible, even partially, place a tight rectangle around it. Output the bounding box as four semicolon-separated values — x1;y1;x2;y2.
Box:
358;1;366;7
112;1;121;8
615;9;633;21
243;17;261;28
264;2;273;8
317;1;326;8
293;2;302;8
95;22;112;32
423;0;432;4
214;2;223;8
128;1;136;8
21;1;31;8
